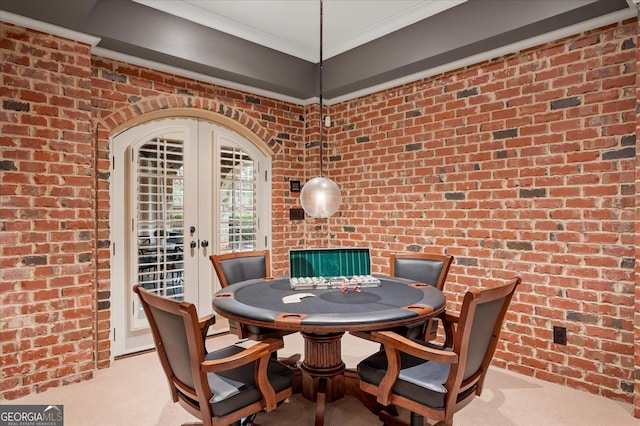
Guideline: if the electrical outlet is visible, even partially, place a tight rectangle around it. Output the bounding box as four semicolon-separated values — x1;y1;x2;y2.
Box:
553;326;567;345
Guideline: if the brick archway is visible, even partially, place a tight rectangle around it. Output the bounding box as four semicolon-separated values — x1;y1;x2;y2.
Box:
98;94;282;155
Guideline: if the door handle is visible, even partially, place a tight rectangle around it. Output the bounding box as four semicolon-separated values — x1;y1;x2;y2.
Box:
200;240;209;248
190;241;197;249
190;226;196;234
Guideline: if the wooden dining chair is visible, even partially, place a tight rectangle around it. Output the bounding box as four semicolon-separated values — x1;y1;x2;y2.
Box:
356;277;521;426
209;250;301;366
389;252;454;341
133;285;294;426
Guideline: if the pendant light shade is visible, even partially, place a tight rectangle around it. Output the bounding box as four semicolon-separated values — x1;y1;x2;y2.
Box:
300;176;342;219
300;0;342;219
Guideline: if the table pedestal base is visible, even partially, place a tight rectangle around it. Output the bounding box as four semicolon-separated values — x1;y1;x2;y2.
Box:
300;331;346;400
299;331;346;425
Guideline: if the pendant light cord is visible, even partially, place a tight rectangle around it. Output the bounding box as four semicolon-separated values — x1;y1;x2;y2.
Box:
319;0;324;177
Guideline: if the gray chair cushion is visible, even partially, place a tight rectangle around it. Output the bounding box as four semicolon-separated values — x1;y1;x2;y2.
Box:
357;344;451;410
220;256;268;286
393;258;445;287
206;345;294;418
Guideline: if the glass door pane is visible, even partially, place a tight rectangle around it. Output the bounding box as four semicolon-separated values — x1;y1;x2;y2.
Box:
218;146;257;253
133;138;185;330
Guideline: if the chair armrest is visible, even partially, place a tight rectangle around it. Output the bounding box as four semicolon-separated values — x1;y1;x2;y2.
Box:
370;331;458;364
199;314;216;334
441;311;459;348
198;314;216;351
201;340;272;372
369;330;458;406
201;338;283;412
443;311;459;324
200;338;284;372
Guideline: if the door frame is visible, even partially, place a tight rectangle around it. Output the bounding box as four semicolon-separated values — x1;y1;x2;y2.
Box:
109;112;273;358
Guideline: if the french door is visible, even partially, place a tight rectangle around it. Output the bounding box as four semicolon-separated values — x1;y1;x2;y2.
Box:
111;118;271;356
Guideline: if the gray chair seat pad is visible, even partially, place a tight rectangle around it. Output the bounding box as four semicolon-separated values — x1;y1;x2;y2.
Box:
357;343;451;410
206;345;294;417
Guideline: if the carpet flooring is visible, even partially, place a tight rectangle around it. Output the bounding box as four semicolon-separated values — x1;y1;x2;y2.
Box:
4;333;638;426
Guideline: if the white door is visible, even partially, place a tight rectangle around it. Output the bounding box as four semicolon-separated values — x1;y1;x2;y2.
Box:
111;118;271;356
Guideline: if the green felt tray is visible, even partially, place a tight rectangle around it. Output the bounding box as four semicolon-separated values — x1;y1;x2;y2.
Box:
289;248;371;279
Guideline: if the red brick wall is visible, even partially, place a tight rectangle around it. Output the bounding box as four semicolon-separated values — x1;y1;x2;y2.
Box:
1;23;95;398
1;16;639;416
634;14;640;420
328;20;637;404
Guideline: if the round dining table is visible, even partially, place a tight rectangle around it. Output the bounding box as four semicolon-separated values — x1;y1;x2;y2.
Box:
212;276;446;425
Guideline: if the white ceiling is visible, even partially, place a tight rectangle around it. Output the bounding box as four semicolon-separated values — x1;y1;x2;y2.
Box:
133;0;466;62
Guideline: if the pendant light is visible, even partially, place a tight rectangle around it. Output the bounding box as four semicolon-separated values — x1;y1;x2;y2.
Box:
300;0;342;219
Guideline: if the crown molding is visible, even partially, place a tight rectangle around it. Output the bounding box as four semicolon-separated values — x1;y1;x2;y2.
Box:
326;7;637;105
3;4;636;107
1;10;101;46
92;47;314;106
